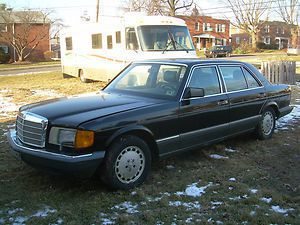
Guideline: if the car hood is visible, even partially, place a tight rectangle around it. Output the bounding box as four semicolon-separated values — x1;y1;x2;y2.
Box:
20;92;161;127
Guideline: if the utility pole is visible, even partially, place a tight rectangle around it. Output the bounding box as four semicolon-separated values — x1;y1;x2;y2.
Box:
96;0;99;22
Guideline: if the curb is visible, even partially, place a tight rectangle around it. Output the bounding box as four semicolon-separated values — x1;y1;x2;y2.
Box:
0;64;61;72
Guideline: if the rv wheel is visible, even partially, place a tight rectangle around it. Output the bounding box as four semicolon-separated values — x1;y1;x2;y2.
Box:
79;69;91;83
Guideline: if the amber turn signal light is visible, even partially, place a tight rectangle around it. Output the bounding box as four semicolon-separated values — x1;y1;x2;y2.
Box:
75;130;94;149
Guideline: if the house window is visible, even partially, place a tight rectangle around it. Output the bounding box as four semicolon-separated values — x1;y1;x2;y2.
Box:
92;33;102;49
107;35;113;49
264;25;270;33
236;37;240;44
0;24;7;32
194;22;200;31
65;37;73;50
203;23;212;31
276;27;279;34
282;28;285;34
116;31;121;43
0;45;9;54
263;36;271;45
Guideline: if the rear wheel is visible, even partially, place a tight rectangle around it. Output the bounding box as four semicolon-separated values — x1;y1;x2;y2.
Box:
102;135;151;190
255;107;276;140
79;69;91;83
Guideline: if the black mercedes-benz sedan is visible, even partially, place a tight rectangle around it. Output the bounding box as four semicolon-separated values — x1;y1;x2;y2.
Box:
7;59;293;189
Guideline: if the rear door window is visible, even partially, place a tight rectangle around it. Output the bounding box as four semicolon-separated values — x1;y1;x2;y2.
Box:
219;66;247;92
189;66;221;96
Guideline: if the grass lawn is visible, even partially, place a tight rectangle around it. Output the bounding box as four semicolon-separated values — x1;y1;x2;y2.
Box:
0;61;60;70
0;72;299;224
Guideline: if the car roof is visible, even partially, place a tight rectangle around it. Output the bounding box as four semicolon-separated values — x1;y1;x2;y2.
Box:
133;58;246;67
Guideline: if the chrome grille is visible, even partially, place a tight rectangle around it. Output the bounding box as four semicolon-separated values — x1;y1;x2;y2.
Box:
16;111;48;148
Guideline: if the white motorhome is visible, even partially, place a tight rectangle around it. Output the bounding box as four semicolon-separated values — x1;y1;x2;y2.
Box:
60;13;196;82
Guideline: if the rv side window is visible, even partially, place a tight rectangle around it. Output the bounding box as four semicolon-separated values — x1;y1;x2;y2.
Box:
107;35;113;49
92;33;102;49
116;31;121;44
126;27;138;50
65;37;72;50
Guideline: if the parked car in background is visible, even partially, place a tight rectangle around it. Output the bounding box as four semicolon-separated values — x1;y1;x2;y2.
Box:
7;59;292;189
205;45;232;58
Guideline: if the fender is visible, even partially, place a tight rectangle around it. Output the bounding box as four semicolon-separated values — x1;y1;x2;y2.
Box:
105;125;156;148
260;100;279;116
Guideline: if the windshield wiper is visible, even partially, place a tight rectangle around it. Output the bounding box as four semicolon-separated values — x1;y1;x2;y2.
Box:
162;32;176;54
169;33;189;53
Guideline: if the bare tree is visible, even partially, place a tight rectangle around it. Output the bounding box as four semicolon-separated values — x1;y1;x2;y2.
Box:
0;8;54;62
225;0;271;49
277;0;299;48
123;0;193;16
163;0;194;16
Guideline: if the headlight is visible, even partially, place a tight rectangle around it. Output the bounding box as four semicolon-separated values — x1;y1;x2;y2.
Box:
49;127;94;149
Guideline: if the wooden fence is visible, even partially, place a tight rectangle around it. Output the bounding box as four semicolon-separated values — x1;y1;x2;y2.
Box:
261;61;296;84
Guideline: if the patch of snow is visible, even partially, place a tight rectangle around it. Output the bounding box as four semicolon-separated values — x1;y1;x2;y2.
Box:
156;221;165;225
0;218;4;224
169;201;201;210
166;165;175;170
224;148;237;153
229;194;248;201
99;213;116;225
50;218;64;225
270;205;294;214
209;154;229;159
228;186;234;190
32;206;57;218
229;177;236;182
250;211;256;216
260;197;272;204
131;191;137;196
175;182;213;197
185;217;193;223
8;208;23;215
249;189;258;194
276;105;300;130
211;201;223;205
0;95;19;118
112;201;138;214
31;89;63;98
10;215;29;224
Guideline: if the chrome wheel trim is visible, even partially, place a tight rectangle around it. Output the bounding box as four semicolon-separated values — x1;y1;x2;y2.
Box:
115;146;145;184
262;111;274;135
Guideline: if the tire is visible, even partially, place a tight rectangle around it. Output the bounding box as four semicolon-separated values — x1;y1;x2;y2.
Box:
102;135;151;190
255;107;276;140
79;69;91;83
63;73;73;79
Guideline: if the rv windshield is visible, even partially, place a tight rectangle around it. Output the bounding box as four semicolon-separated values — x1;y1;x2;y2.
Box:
137;25;194;51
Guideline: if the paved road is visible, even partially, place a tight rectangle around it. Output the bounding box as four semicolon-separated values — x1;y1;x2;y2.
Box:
0;65;61;76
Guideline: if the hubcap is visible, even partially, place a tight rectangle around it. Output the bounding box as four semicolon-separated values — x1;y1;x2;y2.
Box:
262;111;274;135
115;146;145;184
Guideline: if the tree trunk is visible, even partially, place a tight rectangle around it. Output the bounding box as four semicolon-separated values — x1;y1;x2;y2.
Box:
251;32;258;50
290;27;298;48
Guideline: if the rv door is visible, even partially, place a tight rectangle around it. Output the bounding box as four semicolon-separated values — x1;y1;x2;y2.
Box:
126;27;139;51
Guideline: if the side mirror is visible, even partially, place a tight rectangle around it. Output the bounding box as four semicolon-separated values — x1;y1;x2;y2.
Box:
183;87;205;99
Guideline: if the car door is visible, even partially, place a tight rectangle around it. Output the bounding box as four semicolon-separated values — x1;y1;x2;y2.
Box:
178;65;230;150
218;65;267;134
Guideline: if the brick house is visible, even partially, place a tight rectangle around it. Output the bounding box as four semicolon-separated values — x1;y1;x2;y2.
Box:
179;15;230;50
0;9;50;62
231;21;298;49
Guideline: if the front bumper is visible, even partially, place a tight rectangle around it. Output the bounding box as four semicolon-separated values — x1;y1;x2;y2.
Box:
7;129;105;177
279;105;294;118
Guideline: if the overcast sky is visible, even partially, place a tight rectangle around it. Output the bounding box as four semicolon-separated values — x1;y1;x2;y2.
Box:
1;0;282;25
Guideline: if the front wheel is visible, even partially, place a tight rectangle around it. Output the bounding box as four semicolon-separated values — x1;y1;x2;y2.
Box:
102;135;151;190
79;69;91;83
255;107;276;140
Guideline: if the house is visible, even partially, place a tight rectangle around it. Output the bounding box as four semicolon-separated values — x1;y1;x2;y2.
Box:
0;7;50;62
231;21;299;49
179;15;230;50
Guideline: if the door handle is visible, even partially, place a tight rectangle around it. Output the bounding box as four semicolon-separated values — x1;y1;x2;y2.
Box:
218;99;229;106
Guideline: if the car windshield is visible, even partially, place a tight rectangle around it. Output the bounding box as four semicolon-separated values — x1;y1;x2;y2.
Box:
105;63;187;99
137;25;194;51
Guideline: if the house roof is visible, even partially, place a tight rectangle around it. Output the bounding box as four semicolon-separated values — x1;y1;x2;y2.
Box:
0;10;51;24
